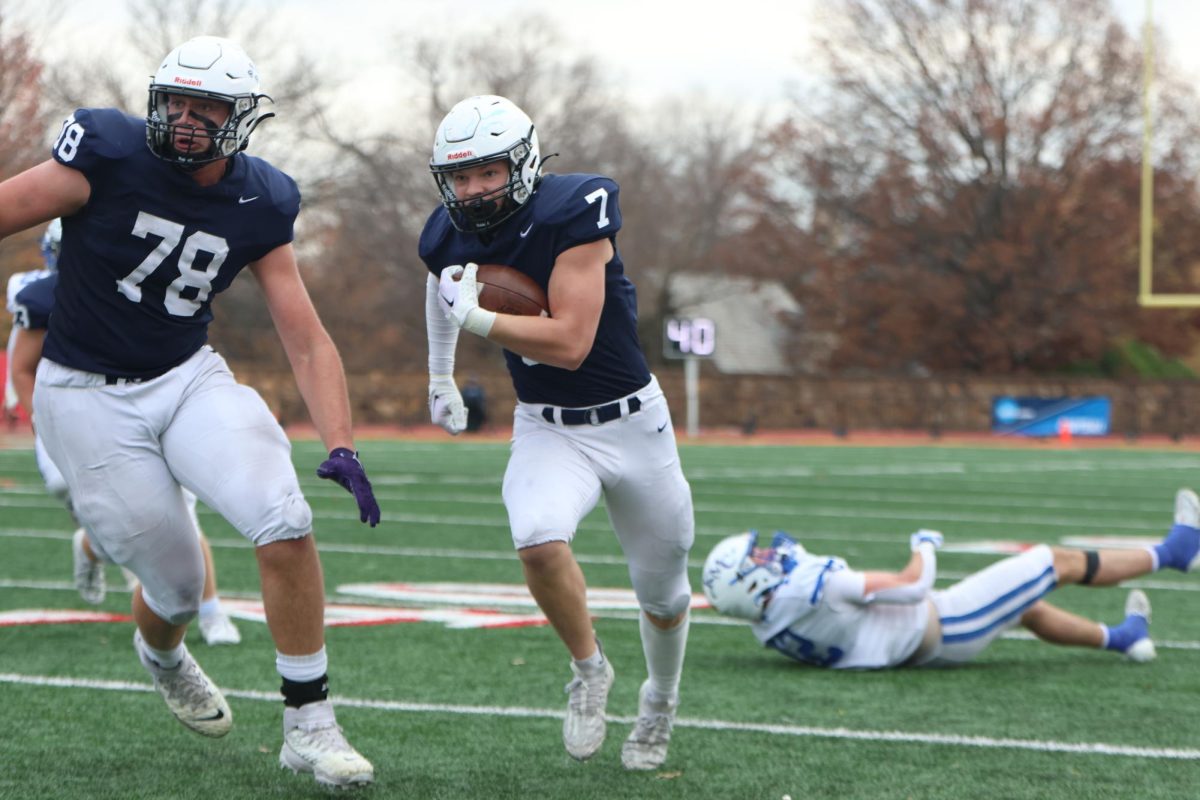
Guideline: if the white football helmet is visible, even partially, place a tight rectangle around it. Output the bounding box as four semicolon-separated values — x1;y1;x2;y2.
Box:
702;531;805;622
430;95;542;233
41;218;62;271
146;36;273;167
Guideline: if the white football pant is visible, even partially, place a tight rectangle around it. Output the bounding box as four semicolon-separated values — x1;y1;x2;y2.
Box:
34;347;313;624
504;375;694;619
922;544;1057;666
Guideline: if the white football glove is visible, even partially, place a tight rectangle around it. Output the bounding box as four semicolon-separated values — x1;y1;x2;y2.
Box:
910;529;944;551
429;374;467;435
438;263;496;337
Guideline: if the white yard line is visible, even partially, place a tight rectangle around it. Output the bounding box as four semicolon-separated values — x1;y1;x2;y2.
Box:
0;671;1196;760
2;577;1198;642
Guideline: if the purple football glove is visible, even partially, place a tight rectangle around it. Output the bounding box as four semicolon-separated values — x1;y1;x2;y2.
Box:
317;447;381;527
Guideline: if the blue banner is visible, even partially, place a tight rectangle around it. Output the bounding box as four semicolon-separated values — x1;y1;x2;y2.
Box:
991;396;1111;437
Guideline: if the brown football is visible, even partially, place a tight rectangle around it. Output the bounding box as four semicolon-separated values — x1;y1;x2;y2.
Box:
460;263;549;316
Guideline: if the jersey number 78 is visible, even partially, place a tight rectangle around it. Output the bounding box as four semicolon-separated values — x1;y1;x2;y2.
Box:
117;211;229;317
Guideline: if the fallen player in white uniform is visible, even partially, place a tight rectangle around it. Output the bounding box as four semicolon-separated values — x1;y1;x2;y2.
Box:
702;489;1200;668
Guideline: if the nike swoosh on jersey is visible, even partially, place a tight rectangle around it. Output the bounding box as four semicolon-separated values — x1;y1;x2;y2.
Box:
519;223;534;237
238;195;260;204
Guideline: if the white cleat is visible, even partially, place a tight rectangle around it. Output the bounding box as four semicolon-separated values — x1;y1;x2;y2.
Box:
1163;489;1200;573
621;680;678;771
280;699;374;789
1123;589;1157;663
563;658;615;761
134;629;232;737
198;610;241;646
71;528;106;605
1176;488;1200;528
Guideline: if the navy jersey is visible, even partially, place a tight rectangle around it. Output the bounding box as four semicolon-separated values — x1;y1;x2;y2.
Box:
12;273;58;331
419;173;651;406
42;108;300;378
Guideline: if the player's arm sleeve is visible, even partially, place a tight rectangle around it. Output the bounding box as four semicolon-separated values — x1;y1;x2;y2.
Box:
819;569;867;605
860;543;937;605
426;272;459;375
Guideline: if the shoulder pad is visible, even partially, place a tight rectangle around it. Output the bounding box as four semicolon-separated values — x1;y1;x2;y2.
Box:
51;108;145;172
12;274;58;329
532;173;621;247
240;156;301;215
418;207;455;272
6;269;52;313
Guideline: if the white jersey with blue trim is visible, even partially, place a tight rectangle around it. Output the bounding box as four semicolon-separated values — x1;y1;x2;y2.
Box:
419;173;651;406
42;108;300;379
751;553;929;669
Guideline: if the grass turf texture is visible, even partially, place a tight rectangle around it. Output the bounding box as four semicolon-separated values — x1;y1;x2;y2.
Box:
1;439;1199;799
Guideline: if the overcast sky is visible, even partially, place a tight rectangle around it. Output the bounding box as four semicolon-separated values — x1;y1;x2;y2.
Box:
25;0;1200;115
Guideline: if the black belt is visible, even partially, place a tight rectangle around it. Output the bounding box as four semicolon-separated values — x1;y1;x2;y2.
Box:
542;396;641;426
104;365;175;385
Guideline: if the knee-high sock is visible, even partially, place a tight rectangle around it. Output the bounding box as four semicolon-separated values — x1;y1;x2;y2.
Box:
639;610;689;700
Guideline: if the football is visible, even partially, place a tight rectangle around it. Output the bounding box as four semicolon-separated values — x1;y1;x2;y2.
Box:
461;264;549;317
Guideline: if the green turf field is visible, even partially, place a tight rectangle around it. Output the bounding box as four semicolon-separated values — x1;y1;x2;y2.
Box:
2;438;1199;799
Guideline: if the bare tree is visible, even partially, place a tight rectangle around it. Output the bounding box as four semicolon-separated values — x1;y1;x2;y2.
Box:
44;0;337;181
309;15;652;373
309;15;773;374
0;4;55;280
747;0;1200;375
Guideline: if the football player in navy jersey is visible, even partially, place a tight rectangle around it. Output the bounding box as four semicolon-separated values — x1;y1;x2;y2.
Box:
7;224;240;645
0;37;377;788
703;488;1200;670
4;220;57;424
421;95;695;770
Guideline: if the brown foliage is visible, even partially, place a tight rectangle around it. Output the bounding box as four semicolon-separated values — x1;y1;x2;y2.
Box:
0;13;44;178
737;0;1200;375
0;9;52;296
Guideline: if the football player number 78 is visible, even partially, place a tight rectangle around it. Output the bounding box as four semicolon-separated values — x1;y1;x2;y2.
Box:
53;117;227;319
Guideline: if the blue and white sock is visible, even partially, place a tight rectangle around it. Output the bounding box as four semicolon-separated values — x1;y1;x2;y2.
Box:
1103;614;1149;653
1153;523;1199;572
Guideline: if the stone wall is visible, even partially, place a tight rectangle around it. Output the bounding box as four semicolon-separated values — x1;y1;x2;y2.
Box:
235;364;1200;438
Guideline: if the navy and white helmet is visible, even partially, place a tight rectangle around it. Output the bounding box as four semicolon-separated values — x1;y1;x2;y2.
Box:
430;95;542;233
146;36;273;167
40;218;62;271
702;531;805;622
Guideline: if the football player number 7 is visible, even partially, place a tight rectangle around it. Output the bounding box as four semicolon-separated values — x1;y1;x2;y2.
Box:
117;212;229;316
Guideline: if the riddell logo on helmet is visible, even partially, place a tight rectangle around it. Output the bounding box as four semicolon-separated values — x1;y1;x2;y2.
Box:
173;77;203;87
446;150;475;160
